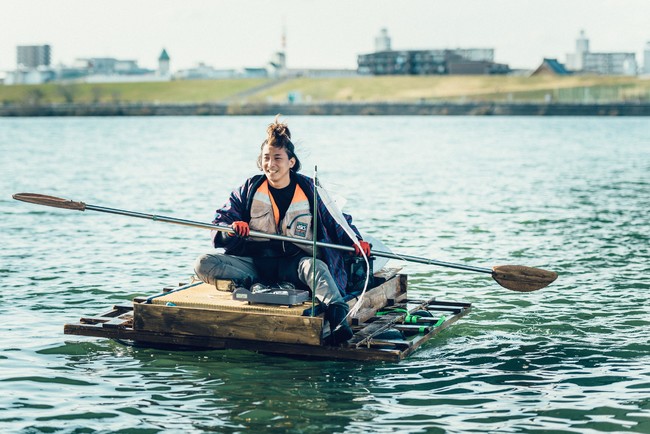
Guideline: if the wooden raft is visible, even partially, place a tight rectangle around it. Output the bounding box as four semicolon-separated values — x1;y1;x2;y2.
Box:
64;274;471;362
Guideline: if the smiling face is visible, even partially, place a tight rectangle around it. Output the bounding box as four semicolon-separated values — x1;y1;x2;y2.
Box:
261;143;295;188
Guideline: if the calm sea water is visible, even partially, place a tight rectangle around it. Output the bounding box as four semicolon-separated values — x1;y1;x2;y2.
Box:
1;116;649;433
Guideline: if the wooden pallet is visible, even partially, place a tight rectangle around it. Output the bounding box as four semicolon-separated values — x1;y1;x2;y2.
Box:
64;274;471;362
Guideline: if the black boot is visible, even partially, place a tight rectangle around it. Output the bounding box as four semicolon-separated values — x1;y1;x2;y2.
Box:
326;304;354;345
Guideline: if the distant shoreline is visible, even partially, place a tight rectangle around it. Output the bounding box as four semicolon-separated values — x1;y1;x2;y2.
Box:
2;101;650;116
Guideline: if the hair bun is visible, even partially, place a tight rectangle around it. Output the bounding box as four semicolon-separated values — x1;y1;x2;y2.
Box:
267;114;291;139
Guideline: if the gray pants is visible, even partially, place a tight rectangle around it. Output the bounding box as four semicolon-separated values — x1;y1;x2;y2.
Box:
193;253;347;309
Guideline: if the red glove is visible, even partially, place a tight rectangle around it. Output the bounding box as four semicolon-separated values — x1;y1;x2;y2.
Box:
354;240;371;257
230;221;250;237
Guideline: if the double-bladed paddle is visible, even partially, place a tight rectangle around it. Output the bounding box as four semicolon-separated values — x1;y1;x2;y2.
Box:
12;193;557;292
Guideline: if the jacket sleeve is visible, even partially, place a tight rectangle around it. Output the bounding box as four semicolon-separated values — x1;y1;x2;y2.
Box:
210;183;249;252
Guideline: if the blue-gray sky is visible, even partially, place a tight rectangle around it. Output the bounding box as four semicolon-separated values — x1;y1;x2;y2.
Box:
2;0;649;73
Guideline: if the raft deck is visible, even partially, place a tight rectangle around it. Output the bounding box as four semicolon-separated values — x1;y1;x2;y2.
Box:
64;274;471;362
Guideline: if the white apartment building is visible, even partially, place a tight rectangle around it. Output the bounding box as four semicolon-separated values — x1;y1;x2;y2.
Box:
566;30;638;75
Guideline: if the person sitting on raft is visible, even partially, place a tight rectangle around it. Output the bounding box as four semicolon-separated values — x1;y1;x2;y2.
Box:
194;115;371;345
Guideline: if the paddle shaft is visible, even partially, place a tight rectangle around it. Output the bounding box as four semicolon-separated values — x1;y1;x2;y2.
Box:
79;203;494;275
13;193;558;291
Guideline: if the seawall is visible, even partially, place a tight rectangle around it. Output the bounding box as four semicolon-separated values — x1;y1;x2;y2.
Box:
1;101;649;116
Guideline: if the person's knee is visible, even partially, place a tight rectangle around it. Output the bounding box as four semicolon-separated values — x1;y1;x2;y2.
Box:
194;253;217;280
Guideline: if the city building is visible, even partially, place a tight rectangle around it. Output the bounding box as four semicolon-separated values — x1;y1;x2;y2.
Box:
643;41;650;74
174;64;280;80
566;30;638;75
4;67;55;85
5;45;173;84
17;45;51;68
76;57;151;76
358;48;508;75
174;63;237;80
583;52;637;75
358;29;508;75
5;45;55;84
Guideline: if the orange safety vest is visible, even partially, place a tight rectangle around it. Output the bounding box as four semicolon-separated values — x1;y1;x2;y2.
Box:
249;180;314;254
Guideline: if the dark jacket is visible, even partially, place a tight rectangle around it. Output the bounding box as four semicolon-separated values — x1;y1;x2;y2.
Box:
211;172;363;295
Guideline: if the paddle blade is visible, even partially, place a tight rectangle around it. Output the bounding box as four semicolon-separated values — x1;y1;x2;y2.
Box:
12;193;86;211
491;265;557;292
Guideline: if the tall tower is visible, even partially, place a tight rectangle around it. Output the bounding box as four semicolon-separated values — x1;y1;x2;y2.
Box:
282;21;286;55
644;41;650;74
279;22;287;69
375;28;391;52
158;48;170;76
567;29;590;71
574;29;589;70
270;22;287;75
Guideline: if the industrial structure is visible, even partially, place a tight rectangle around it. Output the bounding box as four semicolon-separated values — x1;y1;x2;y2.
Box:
357;29;509;75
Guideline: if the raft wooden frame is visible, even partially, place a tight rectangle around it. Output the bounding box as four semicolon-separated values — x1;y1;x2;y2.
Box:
64;274;471;362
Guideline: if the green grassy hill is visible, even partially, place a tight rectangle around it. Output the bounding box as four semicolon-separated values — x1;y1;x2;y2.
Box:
249;75;650;104
2;75;649;106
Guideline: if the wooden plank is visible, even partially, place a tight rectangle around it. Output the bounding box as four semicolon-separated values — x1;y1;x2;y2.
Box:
348;275;407;325
64;323;230;350
63;274;472;362
79;316;130;328
151;282;309;315
64;322;404;361
133;302;323;346
102;317;132;329
64;300;471;362
112;305;134;314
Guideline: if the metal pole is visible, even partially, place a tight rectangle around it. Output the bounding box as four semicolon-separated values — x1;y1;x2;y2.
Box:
92;204;492;274
13;194;492;275
311;166;318;316
88;204;492;274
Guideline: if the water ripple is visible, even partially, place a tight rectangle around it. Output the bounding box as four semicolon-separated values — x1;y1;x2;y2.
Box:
2;117;649;433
